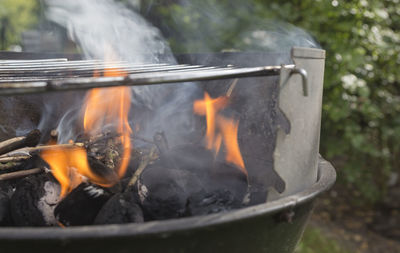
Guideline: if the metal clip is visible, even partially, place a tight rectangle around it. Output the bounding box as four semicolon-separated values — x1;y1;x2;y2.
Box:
280;66;308;96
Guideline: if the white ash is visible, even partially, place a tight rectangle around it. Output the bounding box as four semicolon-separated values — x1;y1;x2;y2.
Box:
37;181;60;226
137;181;148;203
84;185;105;198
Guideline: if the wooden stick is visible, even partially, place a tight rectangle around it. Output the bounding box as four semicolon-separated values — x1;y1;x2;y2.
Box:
50;130;58;144
126;147;157;188
0;168;43;181
0;155;31;163
226;78;239;97
0;129;41;156
0;143;85;157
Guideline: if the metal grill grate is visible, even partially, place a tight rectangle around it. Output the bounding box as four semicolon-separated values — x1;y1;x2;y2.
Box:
0;59;298;96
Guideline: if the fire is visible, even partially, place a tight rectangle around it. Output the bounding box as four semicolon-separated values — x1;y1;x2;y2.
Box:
83;67;132;178
194;92;247;175
41;64;132;198
41;146;112;198
193;93;229;150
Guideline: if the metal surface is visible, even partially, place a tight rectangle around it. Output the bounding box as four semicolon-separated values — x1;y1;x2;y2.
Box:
0;158;336;253
272;47;326;199
0;59;306;96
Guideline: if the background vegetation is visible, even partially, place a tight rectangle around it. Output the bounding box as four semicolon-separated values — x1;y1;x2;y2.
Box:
0;0;399;204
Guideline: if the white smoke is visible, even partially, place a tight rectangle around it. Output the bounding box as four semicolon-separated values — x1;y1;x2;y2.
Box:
46;0;174;63
42;0;200;145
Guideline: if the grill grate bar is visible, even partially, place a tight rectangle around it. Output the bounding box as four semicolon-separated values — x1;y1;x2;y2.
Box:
0;58;68;65
0;63;294;96
0;66;228;82
0;65;225;81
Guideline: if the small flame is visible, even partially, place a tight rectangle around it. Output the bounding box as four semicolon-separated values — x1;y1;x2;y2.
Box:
194;92;247;175
41;62;132;198
193;92;228;150
41;146;111;199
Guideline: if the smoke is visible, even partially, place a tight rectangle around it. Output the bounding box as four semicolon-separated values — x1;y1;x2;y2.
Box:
46;0;173;63
42;0;201;145
143;0;320;60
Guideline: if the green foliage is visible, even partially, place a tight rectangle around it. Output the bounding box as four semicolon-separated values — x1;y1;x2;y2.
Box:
0;0;39;50
296;226;351;253
143;0;400;203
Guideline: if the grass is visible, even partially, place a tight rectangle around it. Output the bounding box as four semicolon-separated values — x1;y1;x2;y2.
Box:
295;226;352;253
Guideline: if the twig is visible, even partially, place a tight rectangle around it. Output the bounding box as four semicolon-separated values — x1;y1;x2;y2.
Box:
132;135;155;144
126;147;157;189
0;155;31;163
0;168;43;181
50;130;58;144
0;129;41;156
153;132;169;155
226;78;239;97
0;143;85;157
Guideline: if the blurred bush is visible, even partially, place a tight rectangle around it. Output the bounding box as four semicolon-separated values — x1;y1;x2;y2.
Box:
0;0;39;50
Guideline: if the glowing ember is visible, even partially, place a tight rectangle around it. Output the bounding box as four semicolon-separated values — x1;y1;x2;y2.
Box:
41;64;132;198
194;92;247;175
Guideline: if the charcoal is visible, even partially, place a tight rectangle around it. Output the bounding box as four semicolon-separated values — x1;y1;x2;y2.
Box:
185;162;248;216
185;189;240;216
10;173;57;226
139;163;188;221
54;183;111;226
139;144;249;220
168;145;214;177
0;191;11;225
209;161;248;196
94;191;143;225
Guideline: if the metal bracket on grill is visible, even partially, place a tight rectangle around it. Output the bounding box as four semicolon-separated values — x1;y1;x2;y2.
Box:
279;66;308;97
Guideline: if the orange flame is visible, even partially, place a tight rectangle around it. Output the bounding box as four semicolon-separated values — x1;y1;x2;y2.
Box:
41;63;132;198
193;92;229;150
83;67;132;178
41;146;112;199
194;92;247;175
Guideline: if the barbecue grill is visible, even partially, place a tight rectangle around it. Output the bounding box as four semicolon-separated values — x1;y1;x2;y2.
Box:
0;47;335;253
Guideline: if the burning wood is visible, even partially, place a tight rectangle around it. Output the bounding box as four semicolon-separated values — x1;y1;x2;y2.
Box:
0;129;41;156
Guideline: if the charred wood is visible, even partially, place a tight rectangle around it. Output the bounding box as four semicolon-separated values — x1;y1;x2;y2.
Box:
54;183;111;226
0;129;41;156
126;147;157;189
